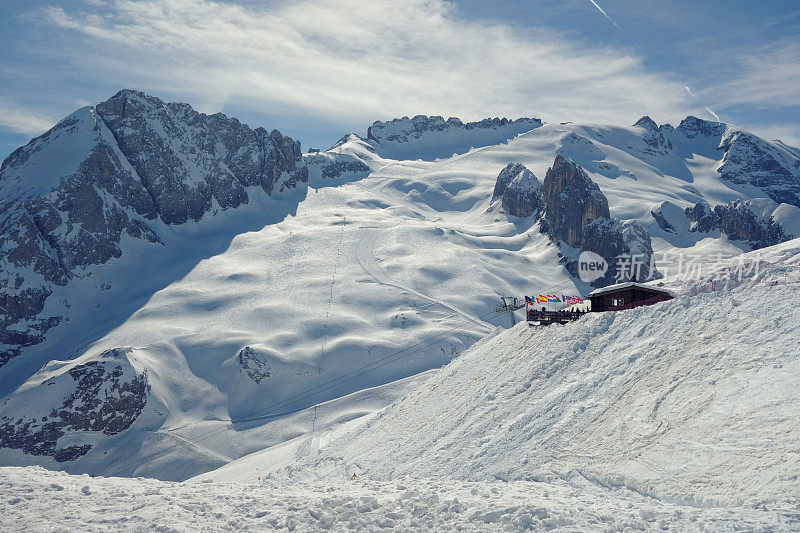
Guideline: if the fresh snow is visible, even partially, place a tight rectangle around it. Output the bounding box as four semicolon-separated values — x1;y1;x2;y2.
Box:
1;466;794;532
2;241;799;530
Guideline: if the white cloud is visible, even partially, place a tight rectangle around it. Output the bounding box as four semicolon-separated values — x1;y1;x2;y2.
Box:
745;123;800;149
0;99;57;136
37;0;700;129
705;40;800;109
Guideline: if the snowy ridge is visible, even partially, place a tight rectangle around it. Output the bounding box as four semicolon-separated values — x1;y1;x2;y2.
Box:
366;115;543;161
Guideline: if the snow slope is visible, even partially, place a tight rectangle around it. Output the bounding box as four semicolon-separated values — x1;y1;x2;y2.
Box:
200;240;800;513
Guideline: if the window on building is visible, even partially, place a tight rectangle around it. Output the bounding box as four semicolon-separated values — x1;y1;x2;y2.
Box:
612;297;624;306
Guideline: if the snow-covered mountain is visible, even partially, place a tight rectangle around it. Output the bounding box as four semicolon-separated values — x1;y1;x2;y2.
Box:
1;90;800;480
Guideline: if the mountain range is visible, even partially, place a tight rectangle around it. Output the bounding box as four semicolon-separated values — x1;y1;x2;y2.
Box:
1;89;799;479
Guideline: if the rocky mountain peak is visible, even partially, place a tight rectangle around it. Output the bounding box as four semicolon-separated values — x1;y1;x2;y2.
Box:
542;155;610;248
676;115;727;139
0;89;309;368
685;198;793;249
633;116;659;130
491;163;542;218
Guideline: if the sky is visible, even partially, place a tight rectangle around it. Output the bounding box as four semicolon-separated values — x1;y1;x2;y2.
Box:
0;0;798;160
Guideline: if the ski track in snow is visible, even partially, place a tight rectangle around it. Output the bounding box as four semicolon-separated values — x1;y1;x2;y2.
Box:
354;228;490;331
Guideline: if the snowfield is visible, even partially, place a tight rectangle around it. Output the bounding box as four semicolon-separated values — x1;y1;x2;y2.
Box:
1;466;795;531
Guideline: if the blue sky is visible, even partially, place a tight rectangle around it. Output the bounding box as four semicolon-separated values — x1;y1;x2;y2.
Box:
1;0;798;160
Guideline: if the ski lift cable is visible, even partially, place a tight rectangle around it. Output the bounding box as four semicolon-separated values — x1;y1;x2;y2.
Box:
105;307;504;477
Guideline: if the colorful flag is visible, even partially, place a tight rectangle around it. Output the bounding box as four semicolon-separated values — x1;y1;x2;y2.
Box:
547;295;560;302
537;295;548;303
524;295;533;305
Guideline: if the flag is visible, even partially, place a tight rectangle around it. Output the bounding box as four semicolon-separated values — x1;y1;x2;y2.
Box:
537;295;548;303
524;295;533;305
547;295;560;302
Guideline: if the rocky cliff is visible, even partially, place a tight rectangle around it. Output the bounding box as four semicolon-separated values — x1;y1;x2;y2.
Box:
491;163;542;218
0;348;148;462
365;115;543;160
492;156;656;284
685;199;793;249
541;155;611;247
0;90;307;368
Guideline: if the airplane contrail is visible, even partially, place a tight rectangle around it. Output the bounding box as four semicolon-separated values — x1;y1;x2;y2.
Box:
685;85;721;121
587;0;624;33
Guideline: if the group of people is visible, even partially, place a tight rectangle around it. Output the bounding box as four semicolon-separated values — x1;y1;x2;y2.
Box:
526;307;586;322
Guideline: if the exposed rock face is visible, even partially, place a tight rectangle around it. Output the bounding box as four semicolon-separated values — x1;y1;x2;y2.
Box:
675;115;728;140
365;115;543;160
541;155;610;248
668;116;800;207
0;348;148;462
633;116;673;157
237;346;272;384
576;218;656;284
491;163;542;217
718;130;800;208
686;200;793;249
305;152;371;181
492;155;656;285
367;115;542;145
539;156;655;284
0;90;307;368
651;204;677;233
685;201;719;233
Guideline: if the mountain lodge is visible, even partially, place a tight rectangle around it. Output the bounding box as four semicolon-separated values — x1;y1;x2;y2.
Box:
587;282;673;312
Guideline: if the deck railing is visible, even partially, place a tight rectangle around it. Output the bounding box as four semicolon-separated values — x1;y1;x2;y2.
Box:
526;309;586;324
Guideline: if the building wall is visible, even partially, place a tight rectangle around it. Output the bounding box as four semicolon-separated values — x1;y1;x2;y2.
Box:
589;288;670;312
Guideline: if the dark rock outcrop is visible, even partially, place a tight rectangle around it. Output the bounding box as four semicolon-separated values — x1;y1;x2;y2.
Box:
718;130;800;208
650;203;677;233
0;348;148;462
541;155;611;248
633;116;673;156
539;156;655;284
686;199;793;249
492;155;657;285
367;115;542;145
491;163;542;218
685;201;719;233
237;346;271;384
